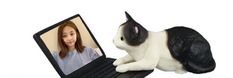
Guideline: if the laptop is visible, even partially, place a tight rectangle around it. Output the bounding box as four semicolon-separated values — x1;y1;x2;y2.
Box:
33;14;153;78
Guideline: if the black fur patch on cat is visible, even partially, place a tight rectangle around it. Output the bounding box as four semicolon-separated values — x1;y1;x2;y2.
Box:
166;26;216;73
122;12;148;46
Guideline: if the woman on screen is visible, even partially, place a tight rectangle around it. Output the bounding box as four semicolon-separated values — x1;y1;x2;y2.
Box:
52;21;100;75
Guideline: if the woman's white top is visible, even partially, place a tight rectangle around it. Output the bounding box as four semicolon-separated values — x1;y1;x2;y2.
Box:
52;47;100;75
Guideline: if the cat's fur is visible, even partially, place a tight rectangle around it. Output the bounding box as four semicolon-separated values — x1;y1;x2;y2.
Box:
113;12;216;74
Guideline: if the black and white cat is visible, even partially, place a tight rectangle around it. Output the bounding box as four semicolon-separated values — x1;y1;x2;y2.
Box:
113;12;216;74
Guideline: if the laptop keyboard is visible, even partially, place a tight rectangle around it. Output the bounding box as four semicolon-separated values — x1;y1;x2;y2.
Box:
81;58;121;78
80;58;153;78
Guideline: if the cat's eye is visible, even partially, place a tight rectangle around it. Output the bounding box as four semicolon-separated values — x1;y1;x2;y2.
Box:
120;37;124;41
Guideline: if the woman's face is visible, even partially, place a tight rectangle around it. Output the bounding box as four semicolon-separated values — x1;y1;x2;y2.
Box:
62;26;77;48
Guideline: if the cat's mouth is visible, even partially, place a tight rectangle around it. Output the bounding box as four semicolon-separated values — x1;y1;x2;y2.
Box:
114;43;125;50
115;45;122;49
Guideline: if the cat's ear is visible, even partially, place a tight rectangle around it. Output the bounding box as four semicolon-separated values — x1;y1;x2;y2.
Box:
134;26;139;34
125;11;134;21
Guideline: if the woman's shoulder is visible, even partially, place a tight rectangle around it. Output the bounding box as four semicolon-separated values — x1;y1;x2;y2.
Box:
51;51;60;57
84;47;94;52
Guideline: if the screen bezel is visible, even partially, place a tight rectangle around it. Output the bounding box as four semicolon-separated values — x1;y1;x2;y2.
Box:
33;14;107;78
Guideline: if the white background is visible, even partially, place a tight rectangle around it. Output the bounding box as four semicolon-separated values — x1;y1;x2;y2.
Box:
0;0;233;78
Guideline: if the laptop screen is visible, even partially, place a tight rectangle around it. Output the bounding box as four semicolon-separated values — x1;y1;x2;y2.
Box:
34;14;104;76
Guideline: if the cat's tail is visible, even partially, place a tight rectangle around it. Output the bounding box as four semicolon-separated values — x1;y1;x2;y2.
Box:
184;55;216;74
183;42;216;74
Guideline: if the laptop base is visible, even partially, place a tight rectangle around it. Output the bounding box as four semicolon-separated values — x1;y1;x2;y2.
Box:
81;58;153;78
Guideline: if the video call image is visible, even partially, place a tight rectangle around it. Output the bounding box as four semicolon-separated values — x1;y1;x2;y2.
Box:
40;17;103;75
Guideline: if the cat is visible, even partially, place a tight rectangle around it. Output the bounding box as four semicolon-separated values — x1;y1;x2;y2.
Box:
113;12;216;74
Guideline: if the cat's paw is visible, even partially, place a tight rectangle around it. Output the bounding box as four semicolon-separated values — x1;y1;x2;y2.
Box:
113;59;123;66
116;65;128;73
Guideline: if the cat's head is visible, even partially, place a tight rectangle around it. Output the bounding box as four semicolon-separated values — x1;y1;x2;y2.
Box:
113;12;148;50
